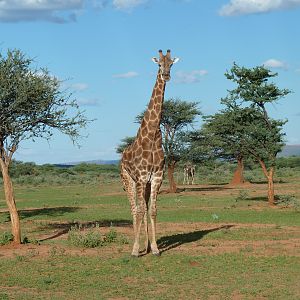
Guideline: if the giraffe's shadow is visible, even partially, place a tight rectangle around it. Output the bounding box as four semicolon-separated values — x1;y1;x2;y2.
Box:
157;225;234;254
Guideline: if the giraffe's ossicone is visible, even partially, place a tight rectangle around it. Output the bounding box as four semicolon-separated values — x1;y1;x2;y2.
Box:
121;49;179;257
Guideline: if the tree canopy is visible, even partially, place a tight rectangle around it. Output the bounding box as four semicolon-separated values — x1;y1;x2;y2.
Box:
0;49;88;163
0;48;89;243
188;63;290;204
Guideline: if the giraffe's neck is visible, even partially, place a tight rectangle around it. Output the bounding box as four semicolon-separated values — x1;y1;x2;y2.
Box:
136;74;166;144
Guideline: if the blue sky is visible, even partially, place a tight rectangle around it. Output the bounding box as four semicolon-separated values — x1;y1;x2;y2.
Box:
0;0;299;164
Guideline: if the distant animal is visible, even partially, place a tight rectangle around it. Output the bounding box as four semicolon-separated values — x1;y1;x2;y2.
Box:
183;164;195;185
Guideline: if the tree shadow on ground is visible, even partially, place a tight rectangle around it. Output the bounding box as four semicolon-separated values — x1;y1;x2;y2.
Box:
39;219;133;241
177;186;232;193
19;206;81;219
0;207;81;223
250;180;285;184
247;196;268;202
157;225;234;254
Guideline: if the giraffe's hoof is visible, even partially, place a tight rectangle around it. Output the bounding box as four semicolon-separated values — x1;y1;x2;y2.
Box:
152;251;161;257
131;250;139;258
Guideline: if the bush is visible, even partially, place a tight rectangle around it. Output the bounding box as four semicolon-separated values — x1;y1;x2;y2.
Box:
103;228;117;243
67;225;122;248
0;232;13;245
68;225;103;248
235;190;250;202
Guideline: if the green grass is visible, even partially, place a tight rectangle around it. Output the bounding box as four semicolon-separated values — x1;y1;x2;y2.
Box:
0;254;299;300
1;185;299;226
1;174;300;299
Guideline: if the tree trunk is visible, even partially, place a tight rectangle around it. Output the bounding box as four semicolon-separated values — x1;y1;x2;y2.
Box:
259;160;275;206
230;157;246;185
167;161;177;193
267;167;275;206
0;160;21;243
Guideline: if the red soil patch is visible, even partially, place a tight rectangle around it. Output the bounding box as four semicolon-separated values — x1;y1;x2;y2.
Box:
1;221;299;259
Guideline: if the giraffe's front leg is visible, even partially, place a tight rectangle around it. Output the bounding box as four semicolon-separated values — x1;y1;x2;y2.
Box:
131;182;146;257
144;212;151;253
149;173;163;256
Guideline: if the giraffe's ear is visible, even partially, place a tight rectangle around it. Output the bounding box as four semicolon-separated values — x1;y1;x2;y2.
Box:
152;57;159;64
172;57;180;64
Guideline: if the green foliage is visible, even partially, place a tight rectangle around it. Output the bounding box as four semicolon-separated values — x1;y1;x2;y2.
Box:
116;136;136;154
68;225;122;248
0;162;120;185
103;227;117;243
277;156;300;168
8;160;38;177
0;48;89;168
0;232;13;245
275;194;300;211
222;63;290;165
224;63;290;107
68;225;103;248
235;190;250;202
187;63;289;175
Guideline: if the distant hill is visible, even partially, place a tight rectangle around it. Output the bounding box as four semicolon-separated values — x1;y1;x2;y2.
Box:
56;159;119;167
55;145;299;167
278;145;300;157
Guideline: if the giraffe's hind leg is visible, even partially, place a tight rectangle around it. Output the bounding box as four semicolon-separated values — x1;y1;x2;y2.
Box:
121;167;137;234
149;172;163;256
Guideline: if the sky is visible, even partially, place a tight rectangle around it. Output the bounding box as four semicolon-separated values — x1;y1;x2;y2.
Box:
0;0;299;164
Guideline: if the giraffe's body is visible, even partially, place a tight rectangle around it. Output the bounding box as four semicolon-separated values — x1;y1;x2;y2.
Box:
121;50;178;256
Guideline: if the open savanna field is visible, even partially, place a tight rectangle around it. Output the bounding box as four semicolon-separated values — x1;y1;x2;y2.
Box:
0;165;300;300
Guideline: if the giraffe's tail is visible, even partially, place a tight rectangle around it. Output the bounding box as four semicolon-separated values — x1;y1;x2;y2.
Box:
144;182;151;253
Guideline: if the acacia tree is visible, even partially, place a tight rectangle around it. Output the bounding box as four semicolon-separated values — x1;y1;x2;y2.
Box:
222;63;290;204
0;49;89;243
200;109;250;185
159;99;200;192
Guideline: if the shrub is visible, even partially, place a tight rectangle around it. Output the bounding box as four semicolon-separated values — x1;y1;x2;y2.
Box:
275;194;300;211
103;228;117;243
68;225;103;248
67;225;126;248
0;232;13;245
235;190;250;202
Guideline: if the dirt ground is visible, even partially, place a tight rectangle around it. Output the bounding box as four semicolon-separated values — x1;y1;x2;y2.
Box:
1;221;299;259
1;181;299;259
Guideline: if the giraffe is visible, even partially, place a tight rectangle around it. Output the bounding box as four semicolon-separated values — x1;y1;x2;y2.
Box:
120;49;179;257
183;163;196;185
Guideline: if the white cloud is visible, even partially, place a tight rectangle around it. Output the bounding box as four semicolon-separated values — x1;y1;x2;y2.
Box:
0;0;147;22
112;0;147;11
71;83;89;91
219;0;300;16
174;70;208;84
77;98;100;106
113;71;139;78
263;58;288;69
0;0;84;23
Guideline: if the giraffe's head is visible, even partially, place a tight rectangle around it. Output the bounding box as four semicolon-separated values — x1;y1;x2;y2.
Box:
152;49;179;82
